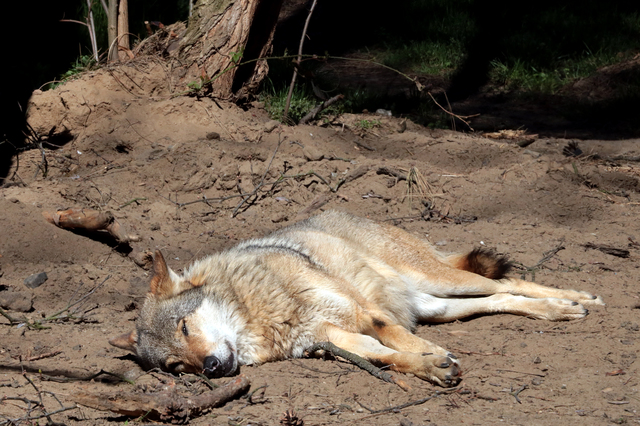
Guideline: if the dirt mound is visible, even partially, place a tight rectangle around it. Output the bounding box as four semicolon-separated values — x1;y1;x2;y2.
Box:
1;59;640;425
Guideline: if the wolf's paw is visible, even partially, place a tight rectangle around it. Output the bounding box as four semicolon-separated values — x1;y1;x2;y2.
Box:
537;298;588;321
574;291;605;306
415;353;461;387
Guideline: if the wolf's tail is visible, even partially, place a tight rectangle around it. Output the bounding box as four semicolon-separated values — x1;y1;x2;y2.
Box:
446;248;512;279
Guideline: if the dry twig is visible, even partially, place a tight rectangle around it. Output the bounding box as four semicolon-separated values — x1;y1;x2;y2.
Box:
307;342;409;391
283;0;318;122
73;374;250;422
43;208;140;244
299;94;345;124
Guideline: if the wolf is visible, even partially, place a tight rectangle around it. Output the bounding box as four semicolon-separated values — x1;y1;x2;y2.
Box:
110;210;604;387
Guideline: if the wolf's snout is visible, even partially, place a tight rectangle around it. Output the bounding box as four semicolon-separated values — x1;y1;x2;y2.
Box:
203;355;221;374
203;354;235;378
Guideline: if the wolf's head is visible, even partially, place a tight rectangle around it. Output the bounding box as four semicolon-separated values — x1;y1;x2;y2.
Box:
109;251;238;378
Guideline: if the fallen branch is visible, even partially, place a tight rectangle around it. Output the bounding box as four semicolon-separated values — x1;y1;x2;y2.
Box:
22;351;62;362
307;342;409;391
583;242;630;258
42;208;140;244
355;385;460;414
427;92;478;131
377;166;408;181
0;362;132;384
509;384;528;404
73;374;250;422
299;94;344;124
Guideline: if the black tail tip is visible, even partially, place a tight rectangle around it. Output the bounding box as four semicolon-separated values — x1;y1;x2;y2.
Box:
463;247;512;279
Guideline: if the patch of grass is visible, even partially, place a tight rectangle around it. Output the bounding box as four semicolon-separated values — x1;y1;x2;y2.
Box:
489;47;636;94
46;55;97;90
372;0;640;95
355;119;381;129
384;39;466;76
261;81;317;124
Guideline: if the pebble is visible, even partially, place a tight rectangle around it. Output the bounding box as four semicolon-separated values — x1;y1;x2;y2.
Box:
24;272;48;289
264;120;280;133
303;145;324;161
0;291;33;312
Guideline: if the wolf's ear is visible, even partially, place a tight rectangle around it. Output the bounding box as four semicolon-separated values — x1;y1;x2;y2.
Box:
109;330;138;353
150;250;191;298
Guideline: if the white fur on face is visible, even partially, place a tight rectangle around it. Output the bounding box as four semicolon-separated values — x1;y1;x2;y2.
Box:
192;299;240;370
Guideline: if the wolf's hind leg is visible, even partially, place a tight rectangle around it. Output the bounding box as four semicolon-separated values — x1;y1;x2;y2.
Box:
410;268;604;307
320;323;461;387
414;293;589;322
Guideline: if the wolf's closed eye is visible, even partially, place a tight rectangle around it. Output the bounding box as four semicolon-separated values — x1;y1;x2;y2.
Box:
167;361;184;372
181;320;189;337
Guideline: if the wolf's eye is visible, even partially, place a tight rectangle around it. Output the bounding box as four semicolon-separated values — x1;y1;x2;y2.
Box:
181;320;189;337
167;362;184;372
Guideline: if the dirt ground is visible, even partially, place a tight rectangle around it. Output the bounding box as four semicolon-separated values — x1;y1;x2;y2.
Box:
1;59;640;426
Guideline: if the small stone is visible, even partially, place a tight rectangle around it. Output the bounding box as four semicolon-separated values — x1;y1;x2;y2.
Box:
264;120;280;133
8;197;20;203
376;108;392;116
523;149;542;158
302;145;324;161
24;272;48;289
533;356;541;364
271;214;288;223
206;132;220;140
0;291;33;312
531;377;543;386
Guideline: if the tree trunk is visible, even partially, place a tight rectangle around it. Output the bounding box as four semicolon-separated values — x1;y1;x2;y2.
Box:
107;0;118;61
117;0;129;60
177;0;284;100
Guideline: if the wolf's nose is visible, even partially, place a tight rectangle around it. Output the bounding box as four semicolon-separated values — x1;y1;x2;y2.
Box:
203;355;221;374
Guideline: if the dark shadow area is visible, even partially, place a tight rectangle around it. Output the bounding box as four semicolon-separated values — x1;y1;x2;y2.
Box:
1;1;80;184
1;1;191;184
272;0;640;138
65;228;134;256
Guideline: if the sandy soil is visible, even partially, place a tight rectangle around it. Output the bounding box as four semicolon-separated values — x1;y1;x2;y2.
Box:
1;59;639;425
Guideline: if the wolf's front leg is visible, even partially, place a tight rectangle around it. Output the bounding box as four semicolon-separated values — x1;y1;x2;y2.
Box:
320;323;461;387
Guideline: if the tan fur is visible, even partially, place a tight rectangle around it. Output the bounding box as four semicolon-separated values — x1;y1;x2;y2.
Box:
110;210;604;387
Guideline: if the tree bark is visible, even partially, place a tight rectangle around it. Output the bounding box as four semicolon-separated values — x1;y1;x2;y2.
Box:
117;0;129;60
177;0;284;100
107;0;118;61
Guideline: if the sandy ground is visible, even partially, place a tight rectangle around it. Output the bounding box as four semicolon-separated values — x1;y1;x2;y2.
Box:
1;59;640;425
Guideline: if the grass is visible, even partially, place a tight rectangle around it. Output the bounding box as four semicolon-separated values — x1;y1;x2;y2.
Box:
261;81;318;124
372;0;640;96
45;55;97;90
261;0;640;131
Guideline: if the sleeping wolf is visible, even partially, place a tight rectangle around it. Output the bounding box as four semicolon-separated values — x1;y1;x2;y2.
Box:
110;210;604;387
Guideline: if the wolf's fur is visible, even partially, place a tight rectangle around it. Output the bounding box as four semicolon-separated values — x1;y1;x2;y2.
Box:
110;210;604;387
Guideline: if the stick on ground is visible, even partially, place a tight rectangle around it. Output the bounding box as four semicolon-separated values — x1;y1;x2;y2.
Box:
307;342;410;391
73;374;250;422
43;208;140;244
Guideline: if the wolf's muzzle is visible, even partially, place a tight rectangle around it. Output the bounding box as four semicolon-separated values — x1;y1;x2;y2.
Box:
202;355;235;378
